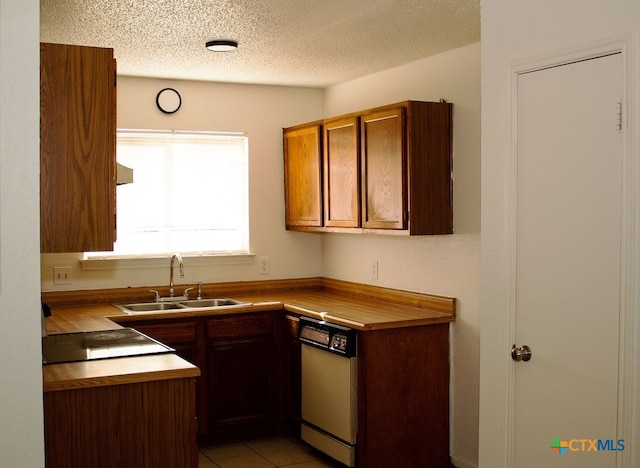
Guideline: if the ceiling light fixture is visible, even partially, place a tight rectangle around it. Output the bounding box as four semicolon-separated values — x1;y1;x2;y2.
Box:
206;40;238;52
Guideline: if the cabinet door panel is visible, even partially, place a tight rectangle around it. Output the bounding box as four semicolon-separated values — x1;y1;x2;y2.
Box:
207;337;275;431
324;117;360;227
40;43;116;252
361;108;406;229
283;124;323;227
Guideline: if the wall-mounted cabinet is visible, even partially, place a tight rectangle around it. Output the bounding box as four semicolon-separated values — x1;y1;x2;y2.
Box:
283;123;323;228
283;101;453;235
40;42;117;253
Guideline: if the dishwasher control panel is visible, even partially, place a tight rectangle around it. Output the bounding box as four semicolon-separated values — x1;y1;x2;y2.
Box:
299;316;357;357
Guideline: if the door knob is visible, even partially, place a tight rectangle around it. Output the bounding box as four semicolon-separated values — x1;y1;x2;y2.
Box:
511;344;532;362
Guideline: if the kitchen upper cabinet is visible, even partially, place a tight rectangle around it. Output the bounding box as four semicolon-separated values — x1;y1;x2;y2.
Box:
283;123;323;228
40;42;117;253
361;102;453;234
360;108;405;230
324;116;360;227
284;101;453;235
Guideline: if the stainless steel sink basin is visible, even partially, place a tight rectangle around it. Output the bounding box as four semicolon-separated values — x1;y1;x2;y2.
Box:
121;302;186;312
115;297;250;314
180;298;245;308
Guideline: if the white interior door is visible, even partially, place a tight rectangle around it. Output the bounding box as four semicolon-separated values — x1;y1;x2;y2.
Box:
513;53;623;467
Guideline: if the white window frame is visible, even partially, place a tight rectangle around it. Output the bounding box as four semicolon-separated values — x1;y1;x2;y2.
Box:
84;129;250;266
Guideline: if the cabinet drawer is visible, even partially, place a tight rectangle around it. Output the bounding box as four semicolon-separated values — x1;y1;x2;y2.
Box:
133;321;197;344
207;313;273;339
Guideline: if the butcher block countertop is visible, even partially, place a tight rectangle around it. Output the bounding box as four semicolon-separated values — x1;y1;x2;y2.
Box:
42;277;454;392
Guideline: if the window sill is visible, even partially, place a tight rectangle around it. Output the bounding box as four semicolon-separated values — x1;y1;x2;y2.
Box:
80;253;255;271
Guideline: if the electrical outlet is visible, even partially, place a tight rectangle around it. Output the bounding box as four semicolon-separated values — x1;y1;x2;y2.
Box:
371;260;378;280
258;257;270;275
53;266;72;285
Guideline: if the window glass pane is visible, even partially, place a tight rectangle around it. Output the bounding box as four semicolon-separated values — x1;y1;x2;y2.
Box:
89;130;249;257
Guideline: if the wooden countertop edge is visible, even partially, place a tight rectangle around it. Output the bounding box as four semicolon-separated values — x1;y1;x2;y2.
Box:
43;354;200;392
282;304;453;330
319;277;456;316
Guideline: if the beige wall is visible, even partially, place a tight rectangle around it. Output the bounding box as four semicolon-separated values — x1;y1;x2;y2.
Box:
480;1;640;467
322;43;481;468
0;0;44;466
41;79;324;291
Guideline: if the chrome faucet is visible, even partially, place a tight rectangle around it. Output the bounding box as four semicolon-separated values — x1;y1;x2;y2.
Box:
169;253;184;297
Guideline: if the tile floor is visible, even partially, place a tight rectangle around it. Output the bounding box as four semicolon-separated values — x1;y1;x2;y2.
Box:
198;436;345;468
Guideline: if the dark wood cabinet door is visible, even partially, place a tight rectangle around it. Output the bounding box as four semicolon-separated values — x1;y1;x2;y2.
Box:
323;117;360;227
283;123;323;228
40;43;116;252
207;336;276;436
360;108;406;230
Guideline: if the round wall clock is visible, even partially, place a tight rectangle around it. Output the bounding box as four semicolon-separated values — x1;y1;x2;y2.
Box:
156;87;182;114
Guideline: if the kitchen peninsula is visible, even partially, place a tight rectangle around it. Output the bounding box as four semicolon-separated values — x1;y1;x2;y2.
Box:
43;278;455;468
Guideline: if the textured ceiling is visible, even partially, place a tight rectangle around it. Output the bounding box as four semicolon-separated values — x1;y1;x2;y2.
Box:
40;0;480;88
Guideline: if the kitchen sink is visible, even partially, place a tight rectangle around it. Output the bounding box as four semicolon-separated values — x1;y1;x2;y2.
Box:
123;302;185;312
115;297;250;315
180;298;245;308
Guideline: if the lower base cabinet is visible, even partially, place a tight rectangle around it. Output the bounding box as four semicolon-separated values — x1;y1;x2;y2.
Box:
357;323;450;468
124;318;205;435
44;377;197;468
119;310;450;467
206;312;277;441
121;312;278;443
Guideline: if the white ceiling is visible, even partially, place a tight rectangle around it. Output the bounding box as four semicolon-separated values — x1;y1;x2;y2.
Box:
40;0;480;88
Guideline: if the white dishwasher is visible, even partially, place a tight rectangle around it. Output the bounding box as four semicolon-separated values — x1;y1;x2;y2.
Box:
299;316;357;467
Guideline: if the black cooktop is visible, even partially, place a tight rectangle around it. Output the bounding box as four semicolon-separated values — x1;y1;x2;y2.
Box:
42;328;175;365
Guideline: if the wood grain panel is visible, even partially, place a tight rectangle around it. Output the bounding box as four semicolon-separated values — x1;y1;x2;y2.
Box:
44;378;197;468
405;101;453;234
40;43;116;252
207;312;273;339
360;107;406;229
283;123;323;227
206;335;276;436
131;320;197;343
323;116;360;227
357;324;450;467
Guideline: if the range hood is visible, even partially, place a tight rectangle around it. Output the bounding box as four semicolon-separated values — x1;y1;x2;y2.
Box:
116;162;134;185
